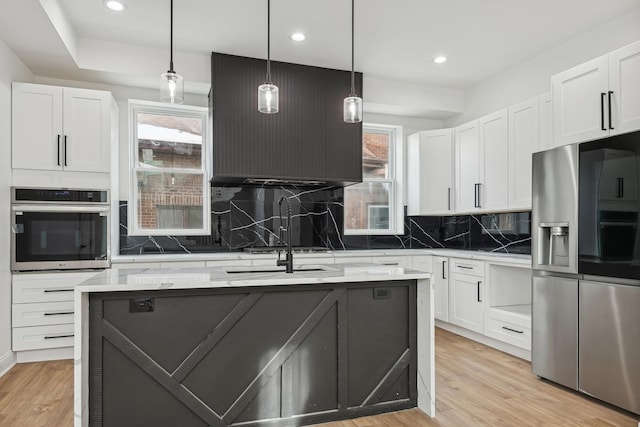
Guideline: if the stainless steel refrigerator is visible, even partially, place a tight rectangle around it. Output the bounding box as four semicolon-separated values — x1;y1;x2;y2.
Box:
531;144;580;390
532;130;640;415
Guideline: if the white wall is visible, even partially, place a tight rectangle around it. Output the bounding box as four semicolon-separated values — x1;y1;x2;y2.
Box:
0;38;34;376
447;6;640;127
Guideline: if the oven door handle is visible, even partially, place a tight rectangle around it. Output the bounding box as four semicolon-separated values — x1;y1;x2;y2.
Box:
11;205;110;214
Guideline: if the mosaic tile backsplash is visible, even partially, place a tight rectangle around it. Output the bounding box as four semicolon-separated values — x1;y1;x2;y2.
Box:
119;186;531;255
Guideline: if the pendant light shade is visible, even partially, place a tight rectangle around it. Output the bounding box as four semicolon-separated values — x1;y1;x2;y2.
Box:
258;0;278;114
344;0;362;123
160;0;184;104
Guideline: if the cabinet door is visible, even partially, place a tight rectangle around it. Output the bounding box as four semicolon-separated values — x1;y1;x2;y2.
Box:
479;110;508;212
433;256;449;322
609;40;640;136
448;272;483;333
62;88;111;172
538;92;554;151
552;55;609;145
12;83;63;170
407;129;453;215
508;99;539;210
455;120;480;213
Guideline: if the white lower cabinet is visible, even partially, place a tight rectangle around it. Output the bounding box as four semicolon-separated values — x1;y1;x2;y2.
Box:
439;257;533;355
12;271;99;354
483;262;532;350
448;268;484;333
432;256;449;322
484;307;531;351
13;324;75;352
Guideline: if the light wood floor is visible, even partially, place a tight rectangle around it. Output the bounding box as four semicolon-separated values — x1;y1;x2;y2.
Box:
0;328;637;426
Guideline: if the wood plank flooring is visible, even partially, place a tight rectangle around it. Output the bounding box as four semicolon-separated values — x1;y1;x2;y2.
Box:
0;328;637;426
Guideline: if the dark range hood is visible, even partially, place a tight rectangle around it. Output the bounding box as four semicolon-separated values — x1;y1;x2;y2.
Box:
209;53;363;187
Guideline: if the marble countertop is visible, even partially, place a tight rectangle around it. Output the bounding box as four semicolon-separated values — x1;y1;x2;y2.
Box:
75;263;430;294
112;248;531;265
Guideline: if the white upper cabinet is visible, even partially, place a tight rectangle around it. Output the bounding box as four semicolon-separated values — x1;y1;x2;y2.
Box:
478;109;509;212
508;98;539;210
609;40;640;136
407;129;454;216
552;40;640;145
12;83;112;173
552;55;608;146
538;92;554;152
455;120;480;213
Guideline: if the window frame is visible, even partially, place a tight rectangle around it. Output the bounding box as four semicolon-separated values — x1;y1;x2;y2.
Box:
128;100;211;236
344;123;404;236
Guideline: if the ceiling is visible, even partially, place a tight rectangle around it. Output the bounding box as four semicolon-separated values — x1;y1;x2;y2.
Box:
1;0;639;111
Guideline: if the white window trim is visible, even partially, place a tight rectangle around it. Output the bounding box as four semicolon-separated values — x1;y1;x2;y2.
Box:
344;123;404;236
128;100;211;236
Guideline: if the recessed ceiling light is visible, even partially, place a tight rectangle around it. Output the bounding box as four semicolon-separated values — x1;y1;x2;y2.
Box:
433;56;448;64
290;33;306;42
104;0;126;12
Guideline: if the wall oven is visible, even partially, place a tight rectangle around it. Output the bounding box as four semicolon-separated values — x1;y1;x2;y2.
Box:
11;188;110;271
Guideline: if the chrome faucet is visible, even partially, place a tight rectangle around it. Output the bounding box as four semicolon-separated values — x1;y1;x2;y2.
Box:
276;195;294;273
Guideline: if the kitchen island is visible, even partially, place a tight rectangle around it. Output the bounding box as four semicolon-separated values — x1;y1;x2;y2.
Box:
74;263;433;427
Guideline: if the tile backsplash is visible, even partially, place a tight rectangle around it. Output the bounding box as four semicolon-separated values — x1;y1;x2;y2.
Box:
119;186;531;255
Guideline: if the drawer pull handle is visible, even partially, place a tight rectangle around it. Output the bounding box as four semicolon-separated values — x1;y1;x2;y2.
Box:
44;289;74;293
381;262;399;266
458;265;473;270
44;312;74;316
502;326;524;334
44;334;73;339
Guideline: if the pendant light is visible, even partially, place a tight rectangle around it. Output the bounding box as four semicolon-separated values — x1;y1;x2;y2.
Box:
258;0;279;114
160;0;184;104
344;0;362;123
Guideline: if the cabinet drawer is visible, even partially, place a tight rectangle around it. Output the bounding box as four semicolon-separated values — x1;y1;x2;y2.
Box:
12;301;75;327
371;256;412;268
13;281;77;303
485;311;531;350
12;324;74;351
412;255;433;273
451;258;484;276
334;256;372;264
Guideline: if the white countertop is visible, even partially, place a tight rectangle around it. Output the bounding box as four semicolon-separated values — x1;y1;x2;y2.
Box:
75;263;430;294
112;248;531;265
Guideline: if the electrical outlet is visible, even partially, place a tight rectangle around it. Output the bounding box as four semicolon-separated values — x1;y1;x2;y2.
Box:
373;288;390;299
129;298;154;313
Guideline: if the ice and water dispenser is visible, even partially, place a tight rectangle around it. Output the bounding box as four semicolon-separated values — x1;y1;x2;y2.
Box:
538;223;570;267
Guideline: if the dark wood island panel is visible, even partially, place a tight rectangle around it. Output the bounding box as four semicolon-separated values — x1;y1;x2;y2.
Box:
88;280;417;427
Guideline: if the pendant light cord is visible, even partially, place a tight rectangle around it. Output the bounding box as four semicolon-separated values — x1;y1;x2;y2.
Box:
266;0;272;83
169;0;174;73
350;0;355;96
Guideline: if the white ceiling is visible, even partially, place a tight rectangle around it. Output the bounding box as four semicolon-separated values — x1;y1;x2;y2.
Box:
1;0;639;111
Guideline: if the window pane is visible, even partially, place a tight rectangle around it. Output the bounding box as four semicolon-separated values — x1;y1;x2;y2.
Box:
362;131;390;179
136;171;204;230
344;182;391;231
137;112;202;169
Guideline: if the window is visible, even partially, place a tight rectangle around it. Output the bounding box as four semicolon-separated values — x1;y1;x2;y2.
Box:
344;124;404;235
128;100;210;236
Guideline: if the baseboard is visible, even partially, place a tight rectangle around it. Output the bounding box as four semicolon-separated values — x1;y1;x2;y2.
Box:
0;350;17;378
436;320;531;361
16;347;73;363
